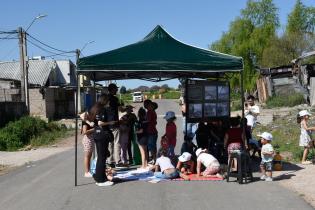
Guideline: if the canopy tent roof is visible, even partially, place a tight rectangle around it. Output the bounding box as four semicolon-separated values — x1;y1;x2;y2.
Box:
77;25;243;81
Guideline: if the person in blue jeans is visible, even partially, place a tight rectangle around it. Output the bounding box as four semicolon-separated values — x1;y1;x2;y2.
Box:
153;149;179;179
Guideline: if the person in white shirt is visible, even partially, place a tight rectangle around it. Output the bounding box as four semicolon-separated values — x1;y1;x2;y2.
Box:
195;148;223;178
258;132;274;182
153;149;179;179
245;95;260;129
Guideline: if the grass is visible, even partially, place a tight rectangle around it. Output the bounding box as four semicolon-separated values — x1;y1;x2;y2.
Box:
30;129;73;147
253;112;315;162
266;93;305;108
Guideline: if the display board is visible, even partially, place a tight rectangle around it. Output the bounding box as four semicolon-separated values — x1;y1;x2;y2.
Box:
186;80;230;123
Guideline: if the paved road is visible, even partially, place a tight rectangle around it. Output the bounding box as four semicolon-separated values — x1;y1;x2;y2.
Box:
0;100;313;210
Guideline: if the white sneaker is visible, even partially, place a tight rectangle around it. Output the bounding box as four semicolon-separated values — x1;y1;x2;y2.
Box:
260;175;267;180
96;181;114;187
265;177;273;182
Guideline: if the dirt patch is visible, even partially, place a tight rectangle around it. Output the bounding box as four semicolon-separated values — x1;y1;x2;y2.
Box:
274;164;315;208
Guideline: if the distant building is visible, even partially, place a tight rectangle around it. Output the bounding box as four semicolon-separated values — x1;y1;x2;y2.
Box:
0;59;77;120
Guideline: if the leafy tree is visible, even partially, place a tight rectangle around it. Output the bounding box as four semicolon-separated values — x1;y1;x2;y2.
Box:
120;86;127;94
211;0;279;91
286;0;315;34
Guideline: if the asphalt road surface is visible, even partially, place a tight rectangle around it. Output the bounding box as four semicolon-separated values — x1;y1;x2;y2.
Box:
0;100;313;210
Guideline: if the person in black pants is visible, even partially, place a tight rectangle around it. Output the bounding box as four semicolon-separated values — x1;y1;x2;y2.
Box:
90;94;116;187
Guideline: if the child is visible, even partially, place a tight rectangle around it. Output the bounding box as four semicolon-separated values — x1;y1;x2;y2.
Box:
163;111;177;157
195;148;223;178
80;111;96;178
153;148;179;179
297;110;315;164
176;152;195;175
119;114;130;166
125;105;137;164
258;132;274;181
136;107;148;169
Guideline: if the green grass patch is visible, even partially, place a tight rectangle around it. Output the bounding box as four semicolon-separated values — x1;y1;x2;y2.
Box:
30;130;72;147
161;91;181;99
253;114;315;162
266;93;305;108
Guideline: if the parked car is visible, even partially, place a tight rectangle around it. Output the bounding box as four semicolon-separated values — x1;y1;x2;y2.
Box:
132;91;144;102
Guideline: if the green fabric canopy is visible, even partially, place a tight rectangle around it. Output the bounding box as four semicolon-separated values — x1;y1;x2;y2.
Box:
77;25;243;81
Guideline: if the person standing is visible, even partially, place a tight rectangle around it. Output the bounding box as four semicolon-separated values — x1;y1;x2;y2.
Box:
297;110;315;164
163;111;177;157
245;95;260;130
91;95;116;186
147;101;158;164
107;83;125;167
258;132;274;181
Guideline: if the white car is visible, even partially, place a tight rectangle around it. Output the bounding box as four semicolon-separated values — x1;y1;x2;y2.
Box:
132;92;144;103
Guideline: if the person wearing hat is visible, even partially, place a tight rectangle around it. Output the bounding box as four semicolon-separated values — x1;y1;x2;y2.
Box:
162;111;177;157
195;148;223;178
106;83;126;167
258;132;274;181
297;110;315;165
176;152;195;175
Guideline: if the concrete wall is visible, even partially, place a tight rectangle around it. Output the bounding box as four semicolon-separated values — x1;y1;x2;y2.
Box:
29;88;47;118
0;89;21;102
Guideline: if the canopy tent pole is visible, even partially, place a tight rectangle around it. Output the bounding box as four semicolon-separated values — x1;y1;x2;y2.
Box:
75;73;79;186
240;64;245;150
185;78;188;139
75;49;80;187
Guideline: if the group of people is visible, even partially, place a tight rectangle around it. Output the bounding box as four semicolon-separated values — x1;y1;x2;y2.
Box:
80;85;314;186
80;83;181;186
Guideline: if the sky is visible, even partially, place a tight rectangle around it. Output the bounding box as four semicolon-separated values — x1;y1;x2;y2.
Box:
1;0;314;89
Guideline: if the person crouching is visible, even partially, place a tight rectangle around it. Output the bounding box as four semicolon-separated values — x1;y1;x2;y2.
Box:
195;148;223;179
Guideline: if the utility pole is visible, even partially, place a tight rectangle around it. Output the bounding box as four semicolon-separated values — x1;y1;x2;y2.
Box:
75;49;81;113
18;27;26;105
23;30;30;114
18;27;29;113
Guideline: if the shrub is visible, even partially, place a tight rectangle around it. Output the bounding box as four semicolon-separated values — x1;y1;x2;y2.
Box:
0;116;66;151
266;93;305;108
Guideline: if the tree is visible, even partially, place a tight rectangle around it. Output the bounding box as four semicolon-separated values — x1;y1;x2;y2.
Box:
120;86;127;94
211;0;279;90
286;0;315;34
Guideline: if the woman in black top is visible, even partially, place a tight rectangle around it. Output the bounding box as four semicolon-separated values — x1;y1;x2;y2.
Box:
90;94;116;187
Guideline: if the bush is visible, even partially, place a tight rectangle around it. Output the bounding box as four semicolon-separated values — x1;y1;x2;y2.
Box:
0;116;68;151
266;93;305;108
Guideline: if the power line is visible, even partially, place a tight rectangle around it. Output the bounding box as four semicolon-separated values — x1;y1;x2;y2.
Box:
27;39;75;59
27;33;73;54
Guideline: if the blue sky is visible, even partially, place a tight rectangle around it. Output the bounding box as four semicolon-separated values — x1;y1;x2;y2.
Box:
1;0;314;89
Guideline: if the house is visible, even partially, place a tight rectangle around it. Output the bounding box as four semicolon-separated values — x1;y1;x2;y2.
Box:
0;59;77;121
257;63;315;105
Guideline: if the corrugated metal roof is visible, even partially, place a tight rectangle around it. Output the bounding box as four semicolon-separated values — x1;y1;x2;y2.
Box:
0;60;56;86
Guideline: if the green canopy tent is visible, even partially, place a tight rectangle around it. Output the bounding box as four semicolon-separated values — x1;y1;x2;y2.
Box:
74;25;244;186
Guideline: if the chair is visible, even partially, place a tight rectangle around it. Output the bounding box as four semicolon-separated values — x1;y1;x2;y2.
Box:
226;150;253;184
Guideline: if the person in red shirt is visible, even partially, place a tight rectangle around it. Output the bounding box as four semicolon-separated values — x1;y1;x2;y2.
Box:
163;111;177;157
224;116;246;170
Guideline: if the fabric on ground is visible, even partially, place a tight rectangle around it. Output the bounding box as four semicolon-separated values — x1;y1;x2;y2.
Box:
114;169;165;183
172;174;224;181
